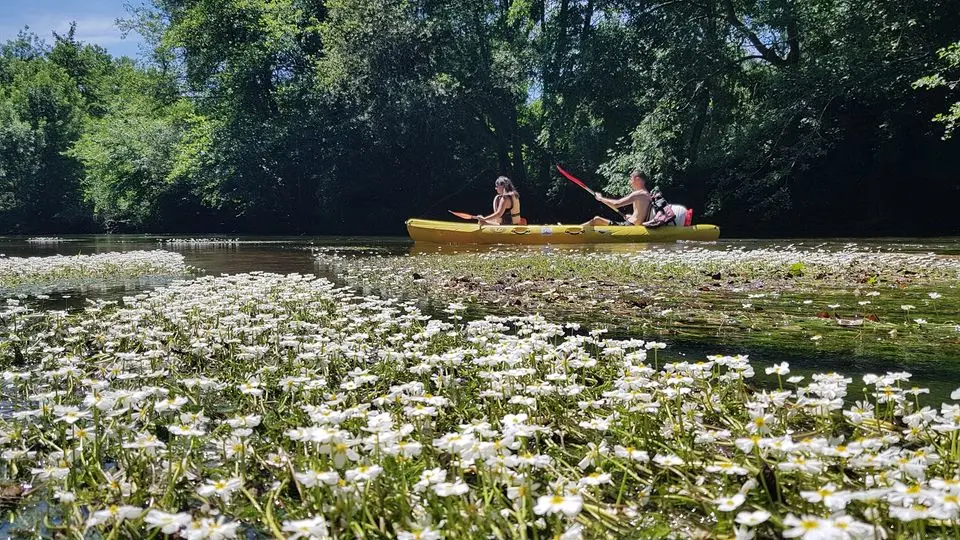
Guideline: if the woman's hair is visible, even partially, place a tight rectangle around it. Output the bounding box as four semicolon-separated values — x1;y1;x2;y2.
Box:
495;176;518;194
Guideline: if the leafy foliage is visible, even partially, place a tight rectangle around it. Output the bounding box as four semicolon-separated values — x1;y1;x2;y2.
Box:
0;0;959;234
915;41;960;139
0;33;88;232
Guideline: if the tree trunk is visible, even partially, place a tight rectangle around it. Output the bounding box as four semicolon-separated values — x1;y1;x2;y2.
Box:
509;106;527;184
581;0;594;42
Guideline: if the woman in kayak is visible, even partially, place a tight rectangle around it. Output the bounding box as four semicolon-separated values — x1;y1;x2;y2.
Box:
475;176;526;225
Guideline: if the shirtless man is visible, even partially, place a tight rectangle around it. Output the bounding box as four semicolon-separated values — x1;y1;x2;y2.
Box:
581;170;651;226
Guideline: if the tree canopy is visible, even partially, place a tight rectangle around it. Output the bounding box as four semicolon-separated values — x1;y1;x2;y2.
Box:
1;1;958;235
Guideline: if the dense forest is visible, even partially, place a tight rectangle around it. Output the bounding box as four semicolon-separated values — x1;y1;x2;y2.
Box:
1;0;959;236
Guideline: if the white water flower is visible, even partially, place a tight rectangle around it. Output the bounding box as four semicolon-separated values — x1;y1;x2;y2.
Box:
714;493;745;511
614;445;649;462
88;505;143;526
294;469;339;488
226;414;262;429
533;494;583;517
706;462;750;476
197;477;243;500
154;396;188;412
765;362;790;375
144;510;192;534
578;471;612;486
800;483;848;510
653;453;684;467
433;480;469;497
282;516;330;539
397;527;442;540
735;510;771;526
238;379;263;396
183;516;239;540
169;424;206;437
345;465;383;483
782;514;833;539
122;433;166;452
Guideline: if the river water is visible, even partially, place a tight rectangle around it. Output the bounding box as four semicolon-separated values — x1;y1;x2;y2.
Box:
2;234;959;399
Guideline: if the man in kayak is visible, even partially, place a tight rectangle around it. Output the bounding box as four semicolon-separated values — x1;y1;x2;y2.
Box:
474;176;526;225
581;170;651;226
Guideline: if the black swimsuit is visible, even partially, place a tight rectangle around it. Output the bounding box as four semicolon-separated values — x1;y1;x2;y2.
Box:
496;195;520;225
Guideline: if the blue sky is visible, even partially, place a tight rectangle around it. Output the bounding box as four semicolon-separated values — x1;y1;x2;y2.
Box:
0;0;149;59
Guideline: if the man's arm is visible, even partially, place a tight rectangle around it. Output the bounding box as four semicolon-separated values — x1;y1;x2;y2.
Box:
597;191;643;208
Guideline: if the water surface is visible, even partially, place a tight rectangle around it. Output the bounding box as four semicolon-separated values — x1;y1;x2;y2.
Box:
2;234;959;400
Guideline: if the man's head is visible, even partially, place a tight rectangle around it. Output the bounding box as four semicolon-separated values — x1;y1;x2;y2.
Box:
630;170;648;190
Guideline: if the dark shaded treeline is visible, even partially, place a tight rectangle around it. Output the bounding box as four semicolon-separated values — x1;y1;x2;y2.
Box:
1;1;959;237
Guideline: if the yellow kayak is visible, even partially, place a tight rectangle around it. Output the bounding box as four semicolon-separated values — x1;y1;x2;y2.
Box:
406;218;720;244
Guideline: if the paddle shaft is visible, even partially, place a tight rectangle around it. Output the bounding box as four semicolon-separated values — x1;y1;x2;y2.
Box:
555;165;627;219
449;209;491;228
448;210;475;220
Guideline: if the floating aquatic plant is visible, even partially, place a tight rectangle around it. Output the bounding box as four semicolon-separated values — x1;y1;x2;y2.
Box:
24;238;65;244
159;238;242;246
0;250;188;288
316;246;960;364
0;273;957;538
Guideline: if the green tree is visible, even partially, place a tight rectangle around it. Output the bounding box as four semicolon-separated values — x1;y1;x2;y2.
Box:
0;33;89;232
69;74;203;230
915;41;960;139
595;0;960;233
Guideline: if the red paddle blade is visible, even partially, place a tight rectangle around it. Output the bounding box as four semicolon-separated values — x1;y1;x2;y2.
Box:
555;164;593;192
448;210;475;220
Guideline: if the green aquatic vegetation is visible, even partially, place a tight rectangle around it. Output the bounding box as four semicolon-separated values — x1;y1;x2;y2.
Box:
316;247;960;364
0;274;960;538
159;238;241;246
0;250;189;289
24;238;65;244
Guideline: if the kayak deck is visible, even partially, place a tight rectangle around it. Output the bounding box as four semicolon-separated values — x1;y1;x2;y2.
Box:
406;218;720;244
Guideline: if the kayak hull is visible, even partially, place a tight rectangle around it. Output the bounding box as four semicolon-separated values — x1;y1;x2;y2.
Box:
406;219;720;244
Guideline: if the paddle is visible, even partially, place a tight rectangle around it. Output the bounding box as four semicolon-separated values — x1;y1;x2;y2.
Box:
555;165;627;219
450;210;494;229
448;210;476;220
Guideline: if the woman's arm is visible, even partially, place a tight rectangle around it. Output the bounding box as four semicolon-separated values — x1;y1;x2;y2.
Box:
476;197;508;223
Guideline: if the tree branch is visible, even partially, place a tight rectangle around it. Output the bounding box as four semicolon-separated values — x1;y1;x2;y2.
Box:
721;0;788;67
